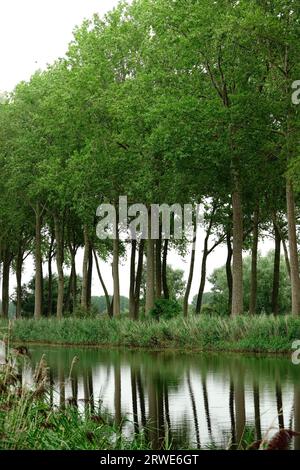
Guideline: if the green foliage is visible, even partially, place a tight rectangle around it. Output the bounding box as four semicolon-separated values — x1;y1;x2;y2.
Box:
150;298;182;321
141;265;186;303
91;296;129;315
12;275;82;317
208;251;291;315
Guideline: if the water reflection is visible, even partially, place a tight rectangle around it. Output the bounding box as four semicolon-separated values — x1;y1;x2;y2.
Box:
10;345;300;450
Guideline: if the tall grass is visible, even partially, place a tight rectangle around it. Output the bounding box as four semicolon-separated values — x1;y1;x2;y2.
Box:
0;334;149;450
3;315;300;353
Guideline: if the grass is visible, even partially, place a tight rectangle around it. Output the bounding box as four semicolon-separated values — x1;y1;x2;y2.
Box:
0;351;150;450
3;314;300;353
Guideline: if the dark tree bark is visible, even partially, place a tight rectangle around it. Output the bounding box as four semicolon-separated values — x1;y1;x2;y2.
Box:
34;203;43;319
183;224;197;317
93;249;112;317
87;245;93;310
196;205;222;314
272;223;281;316
47;232;55;316
134;240;144;319
146;211;155;315
1;248;10;318
273;216;291;279
15;243;23;318
54;214;64;319
286;179;300;315
231;171;244;316
249;205;259;315
155;230;162;299
226;229;233;314
67;238;78;313
112;219;120;317
162;239;169;300
196;249;208;315
81;225;90;311
129;239;137;319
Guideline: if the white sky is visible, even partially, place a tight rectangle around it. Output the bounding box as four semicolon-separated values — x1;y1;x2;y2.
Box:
0;0;120;92
0;0;273;301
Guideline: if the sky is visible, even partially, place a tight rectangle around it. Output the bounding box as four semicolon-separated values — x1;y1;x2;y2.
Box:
0;0;120;92
0;0;273;300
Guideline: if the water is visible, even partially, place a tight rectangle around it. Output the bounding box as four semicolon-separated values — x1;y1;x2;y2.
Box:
5;344;300;449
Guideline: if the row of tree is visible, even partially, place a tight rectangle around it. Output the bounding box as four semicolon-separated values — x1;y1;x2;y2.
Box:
1;0;300;319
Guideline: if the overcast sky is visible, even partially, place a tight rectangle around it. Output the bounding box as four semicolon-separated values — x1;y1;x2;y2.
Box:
0;0;120;92
0;0;273;300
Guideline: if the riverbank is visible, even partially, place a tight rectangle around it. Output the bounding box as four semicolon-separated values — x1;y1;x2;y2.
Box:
0;356;148;450
2;315;300;354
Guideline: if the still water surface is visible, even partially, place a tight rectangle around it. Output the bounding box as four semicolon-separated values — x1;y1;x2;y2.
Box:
11;345;300;449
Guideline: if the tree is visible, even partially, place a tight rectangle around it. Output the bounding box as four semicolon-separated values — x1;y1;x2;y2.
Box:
206;251;291;315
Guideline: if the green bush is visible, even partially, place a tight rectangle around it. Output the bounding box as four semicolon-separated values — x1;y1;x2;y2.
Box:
150;298;182;320
200;304;217;316
73;305;99;319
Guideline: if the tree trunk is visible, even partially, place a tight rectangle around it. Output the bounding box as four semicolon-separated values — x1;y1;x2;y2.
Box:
134;240;144;319
162;239;169;300
286;179;300;316
34;203;43;319
87;246;93;310
249;205;259;315
183;224;197;317
93;249;111;317
81;225;89;311
226;229;233;314
146;212;155;315
155;233;162;299
231;173;244;316
129;239;137;319
196;251;208;315
273;217;291;279
196;205;219;315
54;215;64;319
70;247;77;313
47;233;54;316
1;248;10;318
112;217;120;317
282;237;291;280
272;223;281;316
72;262;77;312
65;263;73;314
15;243;23;318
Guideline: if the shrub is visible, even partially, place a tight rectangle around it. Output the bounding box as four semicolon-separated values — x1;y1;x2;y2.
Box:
150;298;182;320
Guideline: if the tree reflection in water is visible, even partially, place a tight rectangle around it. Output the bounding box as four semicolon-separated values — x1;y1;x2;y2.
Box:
24;346;300;450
